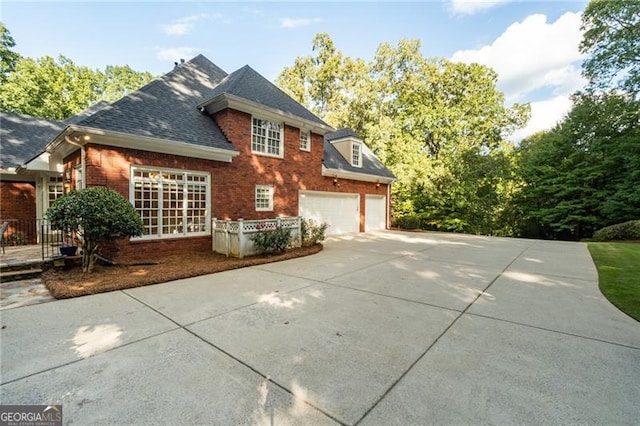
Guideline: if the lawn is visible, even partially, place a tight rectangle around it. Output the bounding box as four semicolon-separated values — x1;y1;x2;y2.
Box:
588;242;640;322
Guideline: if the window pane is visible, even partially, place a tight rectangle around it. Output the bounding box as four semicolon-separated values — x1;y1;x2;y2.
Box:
132;168;209;237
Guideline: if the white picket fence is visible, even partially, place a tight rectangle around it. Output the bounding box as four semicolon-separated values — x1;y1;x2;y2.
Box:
212;216;302;258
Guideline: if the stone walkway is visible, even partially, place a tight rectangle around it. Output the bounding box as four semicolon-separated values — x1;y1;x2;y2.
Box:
1;245;55;310
0;278;55;310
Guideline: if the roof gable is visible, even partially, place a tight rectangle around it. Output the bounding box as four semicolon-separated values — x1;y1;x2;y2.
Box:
73;55;235;152
200;65;329;128
0;111;64;170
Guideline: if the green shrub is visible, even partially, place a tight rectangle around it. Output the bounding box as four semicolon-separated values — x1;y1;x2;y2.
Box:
392;213;421;229
592;220;640;242
47;187;144;272
300;218;329;246
250;225;293;254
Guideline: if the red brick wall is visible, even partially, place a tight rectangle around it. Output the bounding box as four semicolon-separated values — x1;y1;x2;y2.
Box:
0;181;37;244
60;108;390;261
213;109;389;230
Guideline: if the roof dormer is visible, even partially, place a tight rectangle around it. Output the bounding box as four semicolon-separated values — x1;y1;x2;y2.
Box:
327;129;363;168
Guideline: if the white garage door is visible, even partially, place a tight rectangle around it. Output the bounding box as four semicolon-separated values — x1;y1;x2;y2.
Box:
299;191;360;235
365;195;386;231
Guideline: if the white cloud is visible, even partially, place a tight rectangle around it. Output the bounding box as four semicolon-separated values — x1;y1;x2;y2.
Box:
452;12;585;102
155;47;201;62
511;95;572;142
162;14;220;36
448;0;510;15
280;17;323;29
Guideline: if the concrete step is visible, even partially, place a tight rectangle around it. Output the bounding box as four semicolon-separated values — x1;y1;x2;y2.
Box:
0;260;43;273
0;268;43;283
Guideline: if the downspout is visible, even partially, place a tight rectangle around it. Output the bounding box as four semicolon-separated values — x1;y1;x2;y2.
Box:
386;183;391;230
65;135;86;190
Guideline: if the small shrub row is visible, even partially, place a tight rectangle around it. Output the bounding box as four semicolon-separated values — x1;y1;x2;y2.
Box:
301;218;329;247
592;220;640;242
391;213;441;232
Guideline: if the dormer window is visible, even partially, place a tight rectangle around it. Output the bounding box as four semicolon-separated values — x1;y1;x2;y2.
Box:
252;117;283;158
351;142;362;167
300;130;310;151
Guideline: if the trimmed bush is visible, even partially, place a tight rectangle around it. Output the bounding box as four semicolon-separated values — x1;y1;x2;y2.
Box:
46;187;144;272
592;220;640;242
392;214;422;230
250;225;293;254
300;218;329;247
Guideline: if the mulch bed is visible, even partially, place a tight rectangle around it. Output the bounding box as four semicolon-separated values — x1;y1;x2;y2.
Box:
43;244;322;299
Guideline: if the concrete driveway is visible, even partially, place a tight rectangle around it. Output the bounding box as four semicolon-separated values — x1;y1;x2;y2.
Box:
1;231;639;425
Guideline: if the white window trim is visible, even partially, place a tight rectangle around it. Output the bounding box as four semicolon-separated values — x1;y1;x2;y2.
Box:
255;185;274;212
130;165;211;240
74;165;84;190
251;117;284;159
351;142;363;168
300;129;311;152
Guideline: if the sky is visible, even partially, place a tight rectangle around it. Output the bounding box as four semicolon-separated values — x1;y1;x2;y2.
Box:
2;0;589;141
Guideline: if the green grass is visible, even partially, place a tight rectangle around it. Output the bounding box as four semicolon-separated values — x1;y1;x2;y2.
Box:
588;242;640;322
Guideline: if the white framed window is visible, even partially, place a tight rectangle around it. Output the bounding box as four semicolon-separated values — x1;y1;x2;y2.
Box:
47;176;64;208
74;166;84;190
300;130;310;151
255;185;274;211
131;166;210;239
252;117;283;157
351;142;362;167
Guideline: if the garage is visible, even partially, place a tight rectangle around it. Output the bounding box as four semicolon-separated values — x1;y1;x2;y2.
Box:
365;195;387;231
299;190;360;235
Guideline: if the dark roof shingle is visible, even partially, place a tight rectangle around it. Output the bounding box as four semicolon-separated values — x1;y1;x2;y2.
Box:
323;129;396;180
0;111;64;170
201;65;329;127
75;55;235;152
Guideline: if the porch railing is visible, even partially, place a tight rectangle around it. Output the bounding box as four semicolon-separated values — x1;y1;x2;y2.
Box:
0;218;72;260
212;216;301;258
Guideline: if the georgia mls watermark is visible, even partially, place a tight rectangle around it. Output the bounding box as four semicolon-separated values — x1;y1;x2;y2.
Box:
0;405;62;426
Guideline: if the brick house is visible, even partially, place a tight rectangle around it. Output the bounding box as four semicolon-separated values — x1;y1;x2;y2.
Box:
2;55;394;261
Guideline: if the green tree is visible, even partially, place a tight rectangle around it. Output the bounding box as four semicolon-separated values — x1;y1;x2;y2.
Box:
0;22;20;84
46;187;144;273
580;0;640;95
513;92;640;240
277;34;529;233
0;55;102;120
99;65;154;102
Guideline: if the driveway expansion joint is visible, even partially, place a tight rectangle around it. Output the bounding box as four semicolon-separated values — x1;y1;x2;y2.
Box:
120;288;347;425
465;312;640;351
353;245;529;425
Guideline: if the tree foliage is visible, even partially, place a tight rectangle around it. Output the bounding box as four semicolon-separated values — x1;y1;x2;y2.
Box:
277;33;529;234
580;0;640;95
512;92;640;240
47;187;144;273
0;24;154;120
0;22;19;84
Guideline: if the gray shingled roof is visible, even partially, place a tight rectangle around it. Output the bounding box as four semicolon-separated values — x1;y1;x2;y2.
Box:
0;111;64;170
323;129;396;180
64;101;111;125
201;65;329;127
75;55;236;152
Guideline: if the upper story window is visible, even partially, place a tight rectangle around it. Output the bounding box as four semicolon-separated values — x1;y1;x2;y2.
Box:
351;142;362;168
300;130;310;151
252;117;283;158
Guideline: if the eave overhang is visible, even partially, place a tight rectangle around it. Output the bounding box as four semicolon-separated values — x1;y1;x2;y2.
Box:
45;125;239;164
322;165;396;185
198;93;335;135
